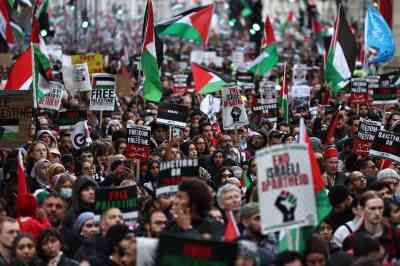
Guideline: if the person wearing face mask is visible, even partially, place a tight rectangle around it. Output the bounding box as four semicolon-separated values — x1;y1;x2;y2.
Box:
52;174;76;202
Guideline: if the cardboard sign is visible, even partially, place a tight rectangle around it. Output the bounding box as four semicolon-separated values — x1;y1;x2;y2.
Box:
71;53;104;74
157;159;199;196
221;85;249;130
125;124;151;161
116;74;132;97
350;78;369;105
58;110;86;130
369;129;400;164
73;63;91;92
156;103;188;128
37;82;64;110
292;64;308;85
94;185;138;224
90;73;116;111
373;72;399;104
0;91;32;148
353;118;382;156
156;235;238;266
290;85;311;113
256;144;317;233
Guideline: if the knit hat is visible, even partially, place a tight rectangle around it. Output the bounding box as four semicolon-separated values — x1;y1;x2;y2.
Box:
328;185;349;207
377;168;400;181
16;194;38;217
240;202;260;220
34;189;50;205
73;212;96;233
105;224;131;255
323;147;338;160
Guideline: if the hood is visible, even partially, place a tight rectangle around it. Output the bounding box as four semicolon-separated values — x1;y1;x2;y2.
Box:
36;130;58;148
71;176;99;208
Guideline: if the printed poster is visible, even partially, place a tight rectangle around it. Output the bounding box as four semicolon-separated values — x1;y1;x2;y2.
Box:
37;82;64;111
125;124;151;161
221;85;249;130
71;53;104;74
353;118;382;156
90;73;116;111
256;144;317;233
369;129;400;164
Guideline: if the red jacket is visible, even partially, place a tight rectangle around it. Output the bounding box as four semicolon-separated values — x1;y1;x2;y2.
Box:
17;217;52;240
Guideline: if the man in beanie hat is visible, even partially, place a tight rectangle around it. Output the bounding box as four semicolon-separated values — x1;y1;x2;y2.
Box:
377;168;400;196
322;146;346;189
239;202;276;266
326;185;354;231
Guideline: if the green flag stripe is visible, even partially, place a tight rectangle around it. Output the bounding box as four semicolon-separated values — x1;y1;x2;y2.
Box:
141;50;162;102
157;23;202;44
200;80;225;94
248;44;278;76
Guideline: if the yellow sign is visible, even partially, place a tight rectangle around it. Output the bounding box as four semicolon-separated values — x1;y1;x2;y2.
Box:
71;54;104;74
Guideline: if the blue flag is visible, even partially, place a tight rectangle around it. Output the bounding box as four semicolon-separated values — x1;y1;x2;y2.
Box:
365;4;395;64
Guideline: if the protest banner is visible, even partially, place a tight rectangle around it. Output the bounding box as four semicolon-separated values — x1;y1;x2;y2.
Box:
353;118;382;156
350;78;369;105
94;185;138;224
256;144;317;234
0;91;32;148
156;103;188;128
290;85;311;113
222;85;249;130
71;53;104;74
157;159;199;196
372;72;399;104
369;129;400;164
156;235;238;266
236;71;255;91
125;124;151;161
58;110;86;130
37;82;64;111
90;73;116;111
292;64;308;85
73;63;91;92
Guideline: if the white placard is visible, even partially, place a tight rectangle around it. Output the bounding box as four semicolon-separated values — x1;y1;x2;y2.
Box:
256;144;317;234
221;85;249;130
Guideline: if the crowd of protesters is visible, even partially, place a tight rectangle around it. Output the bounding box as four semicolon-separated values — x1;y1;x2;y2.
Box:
0;4;400;266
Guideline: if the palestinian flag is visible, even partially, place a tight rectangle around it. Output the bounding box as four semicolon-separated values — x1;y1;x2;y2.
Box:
5;44;52;102
224;211;240;242
279;10;295;36
245;16;278;76
324;8;357;96
141;0;162;102
278;119;331;252
156;4;214;45
277;63;289;123
0;0;14;49
191;63;231;94
17;148;28;195
0;119;18;141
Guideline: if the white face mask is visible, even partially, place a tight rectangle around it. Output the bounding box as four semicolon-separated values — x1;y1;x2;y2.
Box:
60;188;73;199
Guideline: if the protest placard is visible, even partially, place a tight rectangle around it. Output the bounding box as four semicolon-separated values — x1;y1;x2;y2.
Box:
58;110;86;131
73;63;91;92
37;82;64;111
292;64;308;85
290;85;311;113
369;129;400;164
94;185;138;224
253;80;277;121
156;103;188;128
156;235;238;266
350;78;369;105
222;85;249;130
353;118;382;156
172;73;189;96
157;159;199;196
256;144;317;234
0;91;32;148
116;74;132;97
125;124;151;161
372;72;399;104
90;73;116;111
71;53;104;74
